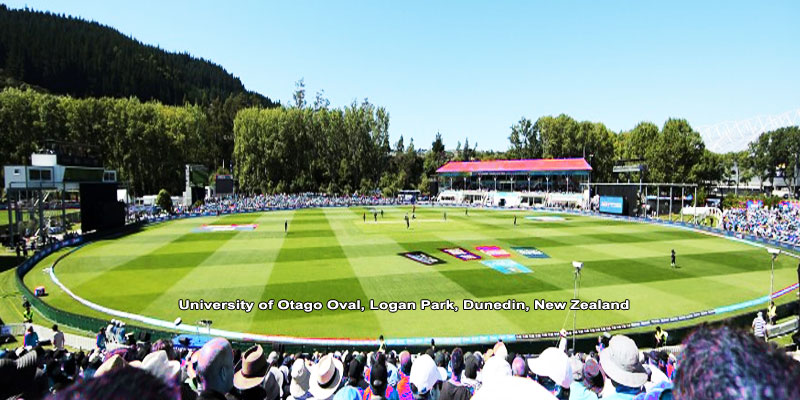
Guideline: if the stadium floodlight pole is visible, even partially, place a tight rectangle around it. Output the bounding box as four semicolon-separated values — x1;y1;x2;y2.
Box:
768;248;780;300
572;261;583;351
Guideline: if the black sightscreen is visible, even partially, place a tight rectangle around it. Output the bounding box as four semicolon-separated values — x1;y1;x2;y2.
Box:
80;183;125;232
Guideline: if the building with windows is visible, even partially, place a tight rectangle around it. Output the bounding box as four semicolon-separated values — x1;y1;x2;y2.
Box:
435;158;591;207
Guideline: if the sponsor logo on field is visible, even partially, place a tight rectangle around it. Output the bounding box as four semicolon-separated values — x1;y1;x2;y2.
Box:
475;246;511;258
193;224;258;233
511;246;550;259
400;251;444;266
524;216;566;222
440;247;481;261
481;259;532;275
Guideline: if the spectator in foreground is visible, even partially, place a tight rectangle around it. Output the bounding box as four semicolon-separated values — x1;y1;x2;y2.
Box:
528;347;571;399
232;345;269;397
51;366;180;400
472;376;556;399
395;350;414;400
440;348;471;400
675;324;800;400
568;356;597;400
460;354;481;393
309;353;344;400
289;358;313;400
598;335;647;399
409;354;441;399
367;353;396;400
195;337;235;399
333;359;363;400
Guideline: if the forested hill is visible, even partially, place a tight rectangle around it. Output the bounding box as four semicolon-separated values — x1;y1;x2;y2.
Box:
0;5;276;107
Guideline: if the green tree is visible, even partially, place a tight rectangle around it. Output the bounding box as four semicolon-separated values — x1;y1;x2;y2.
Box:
293;78;306;109
508;117;541;159
156;189;173;213
647;118;705;183
747;126;800;191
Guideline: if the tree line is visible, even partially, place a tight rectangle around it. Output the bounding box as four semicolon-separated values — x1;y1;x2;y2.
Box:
2;86;797;198
0;5;275;108
0;88;214;195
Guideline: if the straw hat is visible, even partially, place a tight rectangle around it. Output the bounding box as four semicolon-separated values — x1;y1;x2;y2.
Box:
95;354;128;377
233;345;270;390
309;354;344;399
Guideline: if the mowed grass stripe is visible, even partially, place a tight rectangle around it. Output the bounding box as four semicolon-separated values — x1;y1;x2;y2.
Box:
251;208;382;338
54;220;196;286
66;214;260;313
138;211;295;328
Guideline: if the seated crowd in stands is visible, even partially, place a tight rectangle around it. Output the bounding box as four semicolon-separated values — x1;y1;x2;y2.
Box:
130;193;407;221
721;206;800;245
2;323;799;400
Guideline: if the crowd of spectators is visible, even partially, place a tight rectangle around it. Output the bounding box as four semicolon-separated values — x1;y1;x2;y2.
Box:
721;206;800;245
2;323;799;400
129;194;408;222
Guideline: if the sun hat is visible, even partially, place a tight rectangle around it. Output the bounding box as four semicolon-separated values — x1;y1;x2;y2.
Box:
95;354;128;377
527;347;571;389
289;359;311;398
472;376;557;399
599;335;647;388
135;350;181;383
409;354;439;395
481;354;511;384
310;353;344;399
582;358;604;394
233;345;270;390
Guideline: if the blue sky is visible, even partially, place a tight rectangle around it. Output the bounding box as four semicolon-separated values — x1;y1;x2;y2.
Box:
6;1;799;151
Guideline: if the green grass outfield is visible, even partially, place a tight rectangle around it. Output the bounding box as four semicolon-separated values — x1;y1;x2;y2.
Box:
23;207;799;340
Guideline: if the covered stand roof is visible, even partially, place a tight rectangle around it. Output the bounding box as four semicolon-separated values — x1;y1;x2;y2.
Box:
436;158;591;175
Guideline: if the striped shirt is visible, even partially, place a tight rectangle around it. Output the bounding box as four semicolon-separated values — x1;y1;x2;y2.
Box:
752;316;766;337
